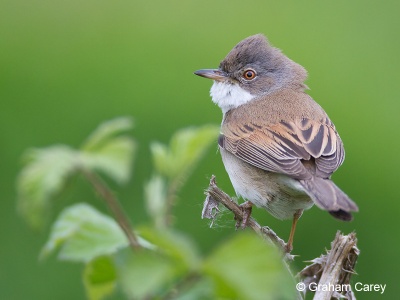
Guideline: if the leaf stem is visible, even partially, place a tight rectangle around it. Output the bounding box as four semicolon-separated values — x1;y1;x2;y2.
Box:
82;169;141;250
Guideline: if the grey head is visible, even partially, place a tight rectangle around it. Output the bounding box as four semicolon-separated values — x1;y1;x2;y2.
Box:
195;34;308;112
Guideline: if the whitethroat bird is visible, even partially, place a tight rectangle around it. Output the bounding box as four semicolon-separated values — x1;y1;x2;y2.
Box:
194;34;358;252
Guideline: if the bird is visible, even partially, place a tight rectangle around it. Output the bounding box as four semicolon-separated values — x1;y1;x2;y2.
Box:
194;34;358;252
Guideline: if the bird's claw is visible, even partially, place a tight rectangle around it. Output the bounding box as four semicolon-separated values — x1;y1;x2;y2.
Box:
235;201;253;229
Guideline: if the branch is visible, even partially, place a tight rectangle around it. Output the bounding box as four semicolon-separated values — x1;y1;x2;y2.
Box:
298;231;360;299
203;175;292;259
82;169;141;250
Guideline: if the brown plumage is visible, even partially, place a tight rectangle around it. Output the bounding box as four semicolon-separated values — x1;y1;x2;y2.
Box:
195;34;358;250
220;88;357;220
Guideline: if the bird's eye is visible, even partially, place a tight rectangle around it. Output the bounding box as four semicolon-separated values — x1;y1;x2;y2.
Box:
243;69;256;80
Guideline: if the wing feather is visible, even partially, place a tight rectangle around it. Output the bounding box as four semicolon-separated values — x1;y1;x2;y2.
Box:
220;117;344;179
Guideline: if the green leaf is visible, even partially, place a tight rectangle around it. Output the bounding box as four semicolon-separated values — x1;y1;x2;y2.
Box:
144;175;167;228
150;142;169;176
203;232;296;300
17;145;79;229
81;136;135;185
81;117;136;184
16;118;136;230
116;227;202;298
139;227;201;272
41;203;131;262
81;117;133;152
174;277;214;300
83;256;116;300
116;249;178;299
151;125;219;180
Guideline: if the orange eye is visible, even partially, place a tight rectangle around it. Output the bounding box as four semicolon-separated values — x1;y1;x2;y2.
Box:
243;69;256;80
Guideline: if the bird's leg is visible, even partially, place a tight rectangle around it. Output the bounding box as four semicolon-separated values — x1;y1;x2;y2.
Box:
285;209;303;253
235;201;253;229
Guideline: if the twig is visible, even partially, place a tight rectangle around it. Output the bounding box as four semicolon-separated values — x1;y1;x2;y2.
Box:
82;169;141;250
204;175;290;258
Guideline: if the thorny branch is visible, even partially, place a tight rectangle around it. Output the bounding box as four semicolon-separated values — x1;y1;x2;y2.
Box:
299;232;360;300
202;175;360;300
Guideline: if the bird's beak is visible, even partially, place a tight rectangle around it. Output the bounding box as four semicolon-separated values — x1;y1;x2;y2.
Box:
194;69;228;82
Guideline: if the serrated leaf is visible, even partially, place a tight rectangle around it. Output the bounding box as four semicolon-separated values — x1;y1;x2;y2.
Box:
81;117;133;152
17;118;136;230
83;256;116;300
151;125;219;180
41;203;132;262
17;145;79;229
144;175;167;228
203;232;296;300
81;117;136;184
81;136;135;184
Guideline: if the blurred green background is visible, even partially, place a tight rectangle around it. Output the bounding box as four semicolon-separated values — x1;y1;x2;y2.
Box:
1;0;399;299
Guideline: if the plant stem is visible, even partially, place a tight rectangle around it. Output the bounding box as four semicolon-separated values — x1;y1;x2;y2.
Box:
82;169;141;250
164;177;183;227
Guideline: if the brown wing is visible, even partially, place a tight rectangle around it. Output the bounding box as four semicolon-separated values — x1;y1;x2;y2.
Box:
220;117;344;180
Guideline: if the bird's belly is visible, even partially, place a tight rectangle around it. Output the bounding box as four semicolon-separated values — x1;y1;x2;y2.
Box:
220;148;314;220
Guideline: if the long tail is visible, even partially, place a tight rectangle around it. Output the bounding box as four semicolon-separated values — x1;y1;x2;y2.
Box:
300;177;358;221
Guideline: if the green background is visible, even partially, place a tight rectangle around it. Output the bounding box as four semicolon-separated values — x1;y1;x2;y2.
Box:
1;0;399;299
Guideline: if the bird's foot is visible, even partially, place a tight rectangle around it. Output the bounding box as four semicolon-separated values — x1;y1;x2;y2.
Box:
235;201;253;229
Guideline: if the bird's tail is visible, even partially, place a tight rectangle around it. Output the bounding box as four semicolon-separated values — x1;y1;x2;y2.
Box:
300;178;358;221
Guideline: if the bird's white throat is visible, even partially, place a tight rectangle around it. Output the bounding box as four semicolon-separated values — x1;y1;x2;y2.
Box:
210;81;255;113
